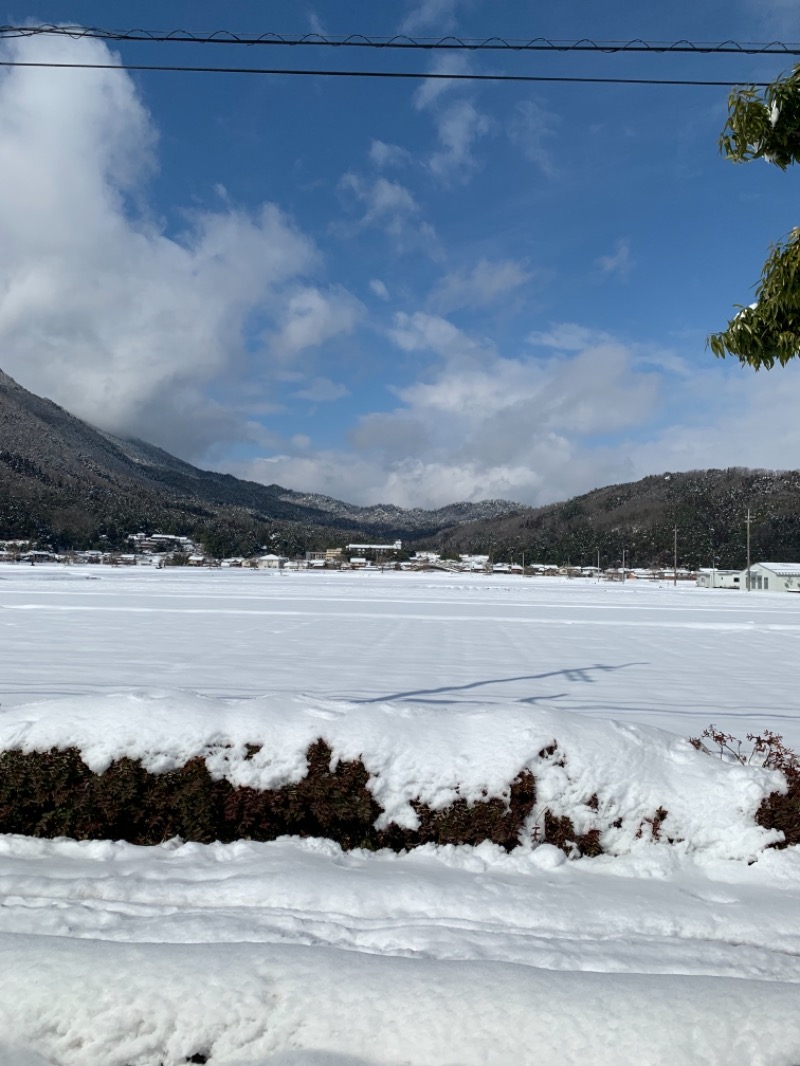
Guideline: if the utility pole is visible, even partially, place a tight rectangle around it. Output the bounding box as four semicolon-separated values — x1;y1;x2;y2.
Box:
522;550;525;577
746;508;751;591
596;547;600;580
622;548;626;582
673;526;678;587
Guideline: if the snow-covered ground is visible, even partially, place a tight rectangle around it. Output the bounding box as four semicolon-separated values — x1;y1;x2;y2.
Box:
0;567;799;1065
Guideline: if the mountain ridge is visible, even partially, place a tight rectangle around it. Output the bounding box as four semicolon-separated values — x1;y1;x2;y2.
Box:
2;368;800;567
0;369;521;551
431;466;800;570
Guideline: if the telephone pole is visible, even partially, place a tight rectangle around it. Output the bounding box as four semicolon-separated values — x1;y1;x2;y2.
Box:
746;508;751;591
673;526;678;587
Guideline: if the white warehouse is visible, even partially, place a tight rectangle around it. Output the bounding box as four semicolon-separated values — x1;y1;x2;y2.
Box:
744;562;800;592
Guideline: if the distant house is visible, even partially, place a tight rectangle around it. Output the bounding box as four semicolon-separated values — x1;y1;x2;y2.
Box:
410;551;440;567
76;550;103;564
256;554;287;569
127;533;197;555
20;550;56;563
459;554;489;571
744;562;800;592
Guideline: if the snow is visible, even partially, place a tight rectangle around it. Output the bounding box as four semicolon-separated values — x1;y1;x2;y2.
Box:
0;566;799;1064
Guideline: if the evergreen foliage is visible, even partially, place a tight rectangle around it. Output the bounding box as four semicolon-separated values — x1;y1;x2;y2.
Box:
710;67;800;367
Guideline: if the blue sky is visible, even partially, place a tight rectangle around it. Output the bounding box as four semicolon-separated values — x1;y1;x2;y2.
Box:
2;0;800;507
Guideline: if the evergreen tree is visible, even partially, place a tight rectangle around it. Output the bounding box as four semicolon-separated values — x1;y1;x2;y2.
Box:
709;66;800;368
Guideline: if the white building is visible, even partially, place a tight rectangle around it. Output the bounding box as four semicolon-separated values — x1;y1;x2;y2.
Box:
346;541;402;553
459;554;489;570
698;562;800;592
743;562;800;592
255;554;287;569
696;569;742;590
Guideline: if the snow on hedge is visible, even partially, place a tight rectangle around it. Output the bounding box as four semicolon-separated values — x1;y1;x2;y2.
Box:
0;690;784;858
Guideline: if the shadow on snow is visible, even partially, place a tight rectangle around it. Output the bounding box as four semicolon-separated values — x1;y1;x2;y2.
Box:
350;662;647;705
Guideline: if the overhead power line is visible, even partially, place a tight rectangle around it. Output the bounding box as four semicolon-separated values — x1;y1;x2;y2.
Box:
2;26;800;56
0;60;774;87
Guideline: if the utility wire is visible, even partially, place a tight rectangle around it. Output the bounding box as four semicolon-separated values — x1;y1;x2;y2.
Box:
0;60;774;86
1;26;800;56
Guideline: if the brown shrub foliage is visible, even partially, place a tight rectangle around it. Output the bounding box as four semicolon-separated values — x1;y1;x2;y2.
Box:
8;727;796;857
379;770;537;852
0;740;539;853
542;810;603;857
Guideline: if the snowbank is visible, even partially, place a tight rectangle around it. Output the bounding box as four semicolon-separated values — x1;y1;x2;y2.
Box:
0;932;798;1066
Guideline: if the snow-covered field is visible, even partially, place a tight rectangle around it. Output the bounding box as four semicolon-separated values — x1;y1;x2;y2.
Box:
1;567;799;1066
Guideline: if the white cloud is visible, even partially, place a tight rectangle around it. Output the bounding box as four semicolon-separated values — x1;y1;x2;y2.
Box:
307;11;327;36
432;257;532;311
370;279;390;300
369;140;412;169
339;172;419;231
506;99;559;176
629;360;800;478
411;56;491;183
388;311;490;362
243;322;800;511
393;345;654;435
337;173;441;256
527;324;614;351
0;33;343;459
413;53;472;112
596;239;633;278
268;287;365;360
293;377;350;403
428;99;491;181
245;318;661;508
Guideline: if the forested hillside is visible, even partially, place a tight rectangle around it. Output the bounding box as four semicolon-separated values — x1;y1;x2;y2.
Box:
432;469;800;571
